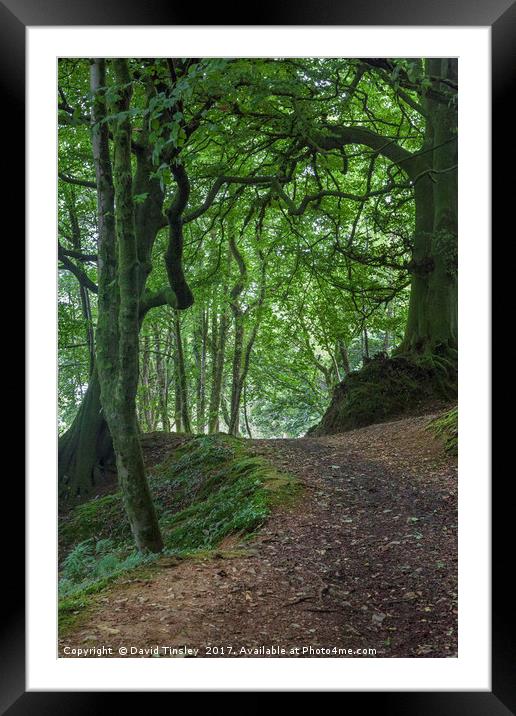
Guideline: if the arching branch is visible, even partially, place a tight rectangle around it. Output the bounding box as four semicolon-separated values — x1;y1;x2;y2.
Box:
58;242;98;293
183;175;279;224
59;172;97;189
311;125;420;179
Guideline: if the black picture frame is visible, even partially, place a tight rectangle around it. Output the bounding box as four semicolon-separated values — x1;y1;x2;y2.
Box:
8;0;508;710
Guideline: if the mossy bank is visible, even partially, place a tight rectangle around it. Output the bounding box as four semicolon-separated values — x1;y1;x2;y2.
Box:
311;352;457;436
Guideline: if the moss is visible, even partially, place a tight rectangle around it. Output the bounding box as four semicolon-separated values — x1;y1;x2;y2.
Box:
311;352;457;435
156;435;299;553
60;493;131;553
428;406;458;455
59;435;240;553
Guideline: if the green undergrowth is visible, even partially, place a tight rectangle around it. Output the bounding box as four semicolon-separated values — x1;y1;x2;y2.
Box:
428;406;458;455
311;351;457;435
59;434;298;632
155;434;298;551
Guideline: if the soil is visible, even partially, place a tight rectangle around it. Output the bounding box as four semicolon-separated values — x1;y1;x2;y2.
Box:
59;412;457;658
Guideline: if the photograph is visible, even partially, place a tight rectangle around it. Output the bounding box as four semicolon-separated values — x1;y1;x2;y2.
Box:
12;6;502;703
56;55;459;660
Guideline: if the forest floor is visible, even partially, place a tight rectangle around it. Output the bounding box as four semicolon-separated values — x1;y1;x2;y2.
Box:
59;412;457;658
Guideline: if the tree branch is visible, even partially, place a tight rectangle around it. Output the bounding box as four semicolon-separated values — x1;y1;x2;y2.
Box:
58;243;98;293
183;175;279;224
311;125;419;179
272;179;411;216
139;287;178;319
60;246;98;263
58;172;97;189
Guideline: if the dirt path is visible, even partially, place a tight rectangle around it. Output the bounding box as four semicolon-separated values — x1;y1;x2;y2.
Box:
59;414;457;658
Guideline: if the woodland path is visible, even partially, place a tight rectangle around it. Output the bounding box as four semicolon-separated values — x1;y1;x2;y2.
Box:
59;413;457;658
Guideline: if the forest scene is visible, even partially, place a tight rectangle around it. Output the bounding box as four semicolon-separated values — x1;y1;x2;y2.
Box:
58;57;458;658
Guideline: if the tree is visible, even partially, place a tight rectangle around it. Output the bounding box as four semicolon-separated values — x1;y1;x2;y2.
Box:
90;58;163;552
228;234;266;436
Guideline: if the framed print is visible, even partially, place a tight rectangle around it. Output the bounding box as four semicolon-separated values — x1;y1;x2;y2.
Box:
7;0;510;709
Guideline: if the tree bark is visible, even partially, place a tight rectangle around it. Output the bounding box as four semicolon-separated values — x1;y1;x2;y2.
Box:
400;59;458;355
243;381;252;438
58;366;113;498
361;327;370;362
92;58;163;553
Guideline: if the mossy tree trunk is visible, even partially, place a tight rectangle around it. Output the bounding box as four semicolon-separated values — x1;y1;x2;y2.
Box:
58;367;113;498
401;59;458;355
91;58;163;553
338;340;351;376
59;65;179;499
229;311;244;436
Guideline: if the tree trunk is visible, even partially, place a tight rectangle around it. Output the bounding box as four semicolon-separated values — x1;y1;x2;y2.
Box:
154;324;171;431
208;307;229;434
58;367;114;498
92;58;163;553
401;59;458;355
383;330;390;353
229;311;244;436
227;237;265;436
220;389;231;430
140;333;155;431
173;370;183;432
383;304;392;354
111;419;163;553
173;310;191;433
66;195;95;375
361;327;370;362
194;308;208;433
338;340;351;375
243;381;252;438
229;316;262;436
